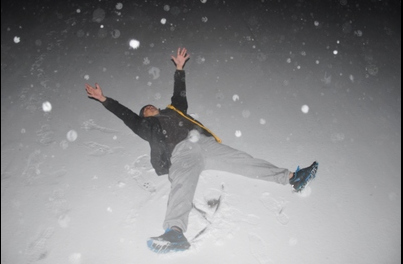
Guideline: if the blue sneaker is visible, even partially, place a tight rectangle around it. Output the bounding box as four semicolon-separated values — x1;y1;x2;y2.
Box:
290;161;318;192
147;228;191;253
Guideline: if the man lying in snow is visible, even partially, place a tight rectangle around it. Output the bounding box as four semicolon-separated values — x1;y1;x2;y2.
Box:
85;47;318;253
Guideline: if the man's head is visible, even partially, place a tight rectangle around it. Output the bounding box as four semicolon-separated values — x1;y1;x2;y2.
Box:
140;104;160;117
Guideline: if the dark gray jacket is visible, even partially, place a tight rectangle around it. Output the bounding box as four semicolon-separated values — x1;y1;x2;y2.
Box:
102;70;214;175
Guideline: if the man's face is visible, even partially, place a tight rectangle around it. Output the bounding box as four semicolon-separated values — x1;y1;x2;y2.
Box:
143;105;160;117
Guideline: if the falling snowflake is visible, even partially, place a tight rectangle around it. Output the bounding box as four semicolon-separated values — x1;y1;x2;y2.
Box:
115;3;123;10
301;105;309;114
42;101;52;112
129;39;140;49
143;57;150;65
111;29;121;39
66;130;78;142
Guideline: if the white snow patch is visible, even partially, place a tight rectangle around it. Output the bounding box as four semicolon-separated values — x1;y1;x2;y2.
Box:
188;130;201;143
296;186;312;197
69;253;82;264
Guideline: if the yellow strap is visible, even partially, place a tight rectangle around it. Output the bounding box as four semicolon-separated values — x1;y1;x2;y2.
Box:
167;105;222;143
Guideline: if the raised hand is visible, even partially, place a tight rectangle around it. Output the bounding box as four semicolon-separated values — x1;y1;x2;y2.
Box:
171;48;190;70
85;83;107;102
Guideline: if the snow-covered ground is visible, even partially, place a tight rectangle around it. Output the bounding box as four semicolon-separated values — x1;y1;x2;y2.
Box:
1;1;401;263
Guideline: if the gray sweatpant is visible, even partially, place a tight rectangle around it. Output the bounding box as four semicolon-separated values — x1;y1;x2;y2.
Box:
163;134;291;232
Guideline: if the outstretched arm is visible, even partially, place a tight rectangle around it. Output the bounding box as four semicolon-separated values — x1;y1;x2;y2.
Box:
85;83;107;102
170;48;190;113
171;48;190;70
84;83;153;141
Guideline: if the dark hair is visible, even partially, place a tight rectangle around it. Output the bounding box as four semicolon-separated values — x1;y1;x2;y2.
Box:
139;104;152;117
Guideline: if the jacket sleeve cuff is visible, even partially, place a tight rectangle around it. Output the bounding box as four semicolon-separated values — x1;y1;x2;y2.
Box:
101;97;111;106
174;70;185;79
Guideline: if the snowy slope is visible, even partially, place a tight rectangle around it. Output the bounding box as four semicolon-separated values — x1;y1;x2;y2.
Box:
1;1;401;264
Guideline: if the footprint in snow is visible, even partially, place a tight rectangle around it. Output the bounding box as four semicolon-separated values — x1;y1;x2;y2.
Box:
259;192;290;226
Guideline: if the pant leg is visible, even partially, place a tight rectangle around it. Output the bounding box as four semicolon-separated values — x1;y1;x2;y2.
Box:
163;139;205;233
200;136;290;185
